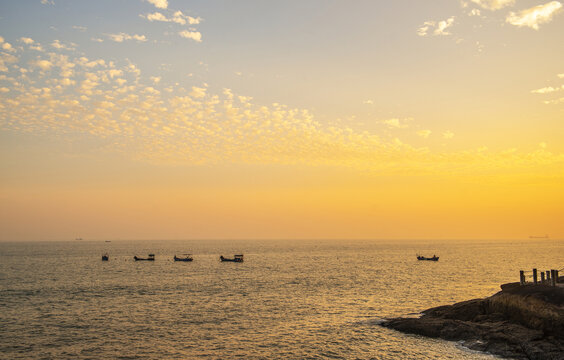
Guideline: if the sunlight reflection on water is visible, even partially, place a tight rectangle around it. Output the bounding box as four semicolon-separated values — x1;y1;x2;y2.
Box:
1;239;561;359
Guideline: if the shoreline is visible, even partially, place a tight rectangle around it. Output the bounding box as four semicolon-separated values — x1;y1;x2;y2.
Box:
381;281;564;360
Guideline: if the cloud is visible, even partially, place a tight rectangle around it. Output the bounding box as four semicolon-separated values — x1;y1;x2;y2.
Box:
531;86;562;94
506;1;563;30
147;0;168;9
19;37;35;44
381;118;409;129
31;59;54;71
190;86;206;98
51;40;76;50
143;11;202;26
558;73;564;78
442;131;455;139
417;17;455;36
2;38;564;177
363;100;374;105
72;25;88;32
470;0;515;10
179;30;202;42
417;130;432;138
106;33;147;43
41;0;55;5
543;97;564;104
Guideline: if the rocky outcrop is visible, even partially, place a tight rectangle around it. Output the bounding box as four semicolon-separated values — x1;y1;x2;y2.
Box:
381;282;564;360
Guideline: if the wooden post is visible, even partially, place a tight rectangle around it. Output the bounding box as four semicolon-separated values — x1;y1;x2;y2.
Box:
551;270;556;286
533;268;538;285
541;272;545;283
520;270;525;285
556;270;559;284
546;270;551;282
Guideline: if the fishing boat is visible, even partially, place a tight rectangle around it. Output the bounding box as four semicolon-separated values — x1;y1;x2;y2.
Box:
220;254;244;262
174;254;193;262
102;253;109;261
417;254;439;261
134;254;155;261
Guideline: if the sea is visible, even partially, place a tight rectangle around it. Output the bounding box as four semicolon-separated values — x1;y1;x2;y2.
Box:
1;239;562;359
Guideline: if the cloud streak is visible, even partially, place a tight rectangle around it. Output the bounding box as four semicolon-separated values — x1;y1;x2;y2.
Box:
506;1;563;30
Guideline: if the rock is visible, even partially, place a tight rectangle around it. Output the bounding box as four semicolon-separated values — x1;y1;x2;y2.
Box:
381;284;564;360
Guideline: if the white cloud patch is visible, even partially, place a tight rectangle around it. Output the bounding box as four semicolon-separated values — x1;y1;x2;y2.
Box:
470;0;515;10
106;33;147;43
147;0;168;9
179;30;202;42
143;11;201;25
417;17;455;36
506;1;563;30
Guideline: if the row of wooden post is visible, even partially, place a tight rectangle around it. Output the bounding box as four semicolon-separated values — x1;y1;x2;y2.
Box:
519;269;559;286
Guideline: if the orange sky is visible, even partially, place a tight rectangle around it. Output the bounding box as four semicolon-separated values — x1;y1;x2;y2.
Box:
1;1;564;240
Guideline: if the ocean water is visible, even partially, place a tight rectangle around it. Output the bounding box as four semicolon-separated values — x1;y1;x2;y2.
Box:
1;239;562;359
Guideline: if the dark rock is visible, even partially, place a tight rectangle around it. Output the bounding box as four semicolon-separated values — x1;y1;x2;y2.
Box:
381;284;564;360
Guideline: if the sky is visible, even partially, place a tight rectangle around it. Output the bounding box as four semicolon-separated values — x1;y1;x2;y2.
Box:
1;0;563;241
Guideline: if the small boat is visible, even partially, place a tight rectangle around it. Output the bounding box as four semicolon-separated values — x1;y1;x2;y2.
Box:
134;254;155;261
417;254;439;261
174;254;193;262
220;254;244;262
102;253;109;261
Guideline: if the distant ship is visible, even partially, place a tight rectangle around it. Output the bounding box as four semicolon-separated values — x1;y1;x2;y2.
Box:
529;235;549;239
75;237;83;241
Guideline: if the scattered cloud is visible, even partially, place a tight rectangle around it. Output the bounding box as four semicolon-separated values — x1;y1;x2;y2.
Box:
1;34;564;176
417;17;455;36
72;25;87;32
381;118;409;129
543;97;564;104
469;0;515;11
506;1;563;30
531;86;562;94
363;100;374;105
147;0;168;10
442;131;455;139
558;73;564;78
179;30;202;42
51;40;76;50
106;33;147;43
417;130;432;138
41;0;55;5
142;11;201;25
19;37;35;44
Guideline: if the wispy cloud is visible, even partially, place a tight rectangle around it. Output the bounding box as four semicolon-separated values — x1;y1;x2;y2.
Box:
106;33;147;43
531;86;563;94
417;130;432;138
417;17;455;36
469;0;515;11
381;118;409;129
142;11;201;25
506;1;563;30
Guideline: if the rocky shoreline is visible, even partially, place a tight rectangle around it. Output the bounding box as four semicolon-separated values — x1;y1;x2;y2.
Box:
381;282;564;360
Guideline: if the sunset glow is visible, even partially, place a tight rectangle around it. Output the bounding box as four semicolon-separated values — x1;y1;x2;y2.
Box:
1;1;563;240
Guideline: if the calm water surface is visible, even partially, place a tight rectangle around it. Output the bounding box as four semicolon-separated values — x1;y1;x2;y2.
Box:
1;239;562;359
